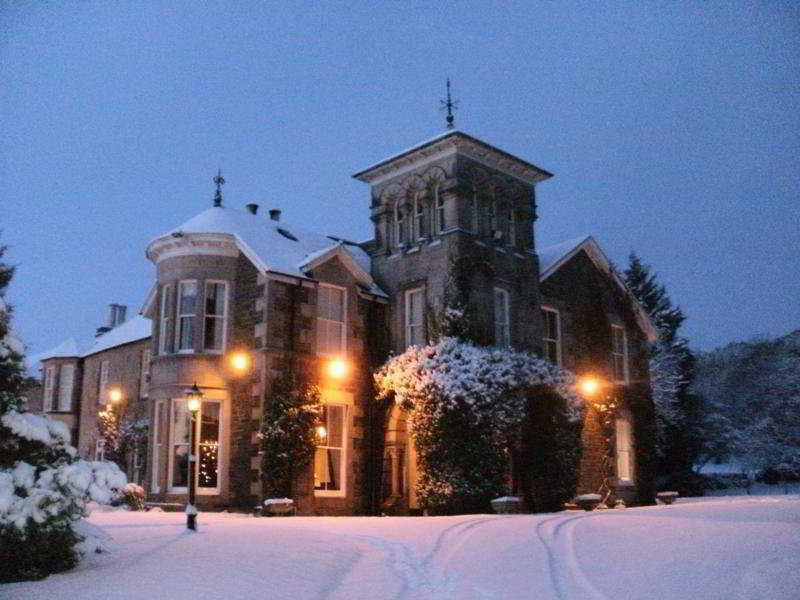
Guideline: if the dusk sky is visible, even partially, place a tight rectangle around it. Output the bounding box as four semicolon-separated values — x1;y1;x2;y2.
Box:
3;2;798;358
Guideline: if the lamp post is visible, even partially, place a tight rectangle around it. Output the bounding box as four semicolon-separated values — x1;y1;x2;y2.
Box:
185;383;203;531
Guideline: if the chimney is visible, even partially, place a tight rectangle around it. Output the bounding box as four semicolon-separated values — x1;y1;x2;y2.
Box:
269;208;281;221
106;304;128;329
246;203;259;215
116;305;127;325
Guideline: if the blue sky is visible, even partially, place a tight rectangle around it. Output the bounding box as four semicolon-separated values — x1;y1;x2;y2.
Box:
3;1;798;355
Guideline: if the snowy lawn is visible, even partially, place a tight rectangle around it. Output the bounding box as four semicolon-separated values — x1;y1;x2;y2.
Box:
5;496;799;600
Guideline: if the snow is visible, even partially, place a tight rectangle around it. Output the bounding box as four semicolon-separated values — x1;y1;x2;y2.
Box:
4;495;799;599
537;235;592;278
81;315;151;357
155;206;385;295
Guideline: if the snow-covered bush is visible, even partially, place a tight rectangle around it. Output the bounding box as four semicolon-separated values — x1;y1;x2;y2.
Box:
0;394;127;582
375;338;581;514
114;482;146;511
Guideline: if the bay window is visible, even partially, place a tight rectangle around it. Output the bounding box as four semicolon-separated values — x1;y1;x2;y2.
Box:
43;365;56;411
168;397;222;493
203;281;228;352
317;285;346;355
176;280;197;352
314;404;346;496
57;364;74;411
152;400;164;492
159;283;173;354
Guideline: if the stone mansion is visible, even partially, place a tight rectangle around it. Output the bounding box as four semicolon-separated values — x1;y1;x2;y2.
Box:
33;129;656;514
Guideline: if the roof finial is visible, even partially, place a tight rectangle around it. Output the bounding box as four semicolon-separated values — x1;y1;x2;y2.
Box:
440;78;459;129
213;169;225;207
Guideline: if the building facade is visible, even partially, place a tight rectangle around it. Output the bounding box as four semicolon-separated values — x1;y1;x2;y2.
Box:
34;129;656;513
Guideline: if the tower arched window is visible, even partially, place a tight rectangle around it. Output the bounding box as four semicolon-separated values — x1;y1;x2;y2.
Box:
394;204;405;248
413;195;426;241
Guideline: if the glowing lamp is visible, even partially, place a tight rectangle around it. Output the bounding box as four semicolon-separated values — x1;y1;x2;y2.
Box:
109;388;122;403
327;358;348;379
186;383;203;412
316;425;327;438
230;352;251;372
580;377;599;397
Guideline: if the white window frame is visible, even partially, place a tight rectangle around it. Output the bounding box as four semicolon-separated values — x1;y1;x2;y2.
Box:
541;306;562;366
317;283;347;356
57;363;75;411
404;288;425;348
43;365;56;411
98;360;109;406
314;403;348;498
175;280;198;354
159;283;172;355
202;280;229;354
494;287;511;347
167;397;224;495
615;411;634;483
152;400;163;492
611;324;629;384
140;348;151;398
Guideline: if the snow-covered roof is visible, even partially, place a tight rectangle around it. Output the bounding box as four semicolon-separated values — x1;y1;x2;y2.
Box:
150;206;386;296
537;236;658;342
82;315;152;358
34;338;82;361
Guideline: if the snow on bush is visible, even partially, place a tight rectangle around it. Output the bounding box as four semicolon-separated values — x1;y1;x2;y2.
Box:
1;399;127;582
375;338;582;513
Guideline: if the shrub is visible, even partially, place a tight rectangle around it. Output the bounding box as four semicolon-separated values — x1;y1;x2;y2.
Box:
114;483;146;511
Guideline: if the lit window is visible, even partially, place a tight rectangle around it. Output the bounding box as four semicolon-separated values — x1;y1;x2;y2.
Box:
612;325;629;384
494;288;511;347
176;280;197;352
98;360;109;405
203;281;228;352
159;284;173;354
616;413;634;482
168;398;222;493
317;285;346;355
43;365;56;411
140;349;151;398
404;288;424;348
541;307;561;366
57;363;74;411
315;404;346;495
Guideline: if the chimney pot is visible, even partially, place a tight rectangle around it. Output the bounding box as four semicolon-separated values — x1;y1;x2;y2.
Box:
246;203;259;215
269;209;281;221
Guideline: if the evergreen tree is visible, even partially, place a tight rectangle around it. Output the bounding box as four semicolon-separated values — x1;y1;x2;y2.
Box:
259;371;320;500
624;253;707;492
0;241;126;582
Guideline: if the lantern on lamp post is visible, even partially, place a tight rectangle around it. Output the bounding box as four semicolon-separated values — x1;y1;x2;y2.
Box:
185;383;203;531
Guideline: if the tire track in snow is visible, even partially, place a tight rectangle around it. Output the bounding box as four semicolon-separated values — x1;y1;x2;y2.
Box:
534;512;610;600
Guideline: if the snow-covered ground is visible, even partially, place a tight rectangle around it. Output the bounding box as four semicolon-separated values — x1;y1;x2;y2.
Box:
5;496;799;600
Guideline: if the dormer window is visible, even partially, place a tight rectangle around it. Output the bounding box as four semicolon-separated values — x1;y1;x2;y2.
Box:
317;284;346;355
176;280;197;353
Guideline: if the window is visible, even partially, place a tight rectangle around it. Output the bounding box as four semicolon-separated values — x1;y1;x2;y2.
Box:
168;398;223;493
314;404;346;495
394;205;405;248
470;189;479;233
436;194;446;233
159;284;173;354
508;208;516;247
404;288;424;348
152;400;163;492
176;280;197;352
140;349;151;398
612;325;628;384
43;365;56;411
97;360;109;405
203;281;228;352
494;288;510;347
414;197;425;241
616;413;634;482
57;364;74;411
317;285;346;355
541;307;561;366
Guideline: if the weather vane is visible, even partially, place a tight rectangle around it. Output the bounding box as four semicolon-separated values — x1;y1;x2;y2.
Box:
440;78;459;129
213;169;225;207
